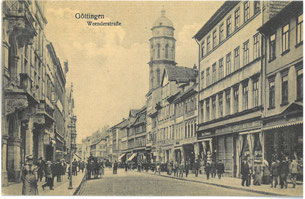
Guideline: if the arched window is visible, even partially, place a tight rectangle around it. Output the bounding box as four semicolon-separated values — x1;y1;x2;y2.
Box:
165;44;169;58
157;44;160;58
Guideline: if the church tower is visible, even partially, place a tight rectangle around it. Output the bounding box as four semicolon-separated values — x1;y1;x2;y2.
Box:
149;9;176;90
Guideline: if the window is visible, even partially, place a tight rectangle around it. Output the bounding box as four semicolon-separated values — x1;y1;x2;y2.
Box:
219;23;224;43
212;63;217;83
244;1;250;22
234;47;240;71
226;53;231;75
219;93;223;117
297;68;303;100
201;71;205;89
235;7;240;29
206;67;210;86
282;24;290;53
253;78;259;107
213;30;217;48
157;69;160;86
281;75;288;104
200;101;204;123
207;36;211;52
225;90;230;115
227;16;232;37
165;44;169;58
206;99;210;121
157;43;160;58
219;58;224;79
297;14;303;44
269;79;275;108
254;1;260;14
269;34;276;60
243;40;249;66
233;86;239;113
212;97;216;119
201;41;205;57
243;82;248;110
253;34;260;59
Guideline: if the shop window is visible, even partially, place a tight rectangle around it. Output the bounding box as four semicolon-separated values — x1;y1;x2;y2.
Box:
297;68;303;100
297;14;303;45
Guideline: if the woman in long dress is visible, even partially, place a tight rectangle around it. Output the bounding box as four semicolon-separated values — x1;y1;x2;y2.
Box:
21;155;38;195
113;161;118;174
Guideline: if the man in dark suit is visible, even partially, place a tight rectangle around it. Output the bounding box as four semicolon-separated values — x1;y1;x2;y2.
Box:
241;159;250;186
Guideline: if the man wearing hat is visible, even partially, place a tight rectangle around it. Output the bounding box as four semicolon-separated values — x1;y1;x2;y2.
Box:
42;161;54;190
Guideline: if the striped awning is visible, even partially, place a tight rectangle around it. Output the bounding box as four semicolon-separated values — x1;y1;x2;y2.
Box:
127;153;137;161
263;121;303;131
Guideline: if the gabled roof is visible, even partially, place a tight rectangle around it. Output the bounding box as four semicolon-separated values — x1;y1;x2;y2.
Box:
134;111;146;126
161;65;197;86
173;83;198;104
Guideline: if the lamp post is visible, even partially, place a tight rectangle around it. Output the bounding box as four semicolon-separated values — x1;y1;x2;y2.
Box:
68;146;73;189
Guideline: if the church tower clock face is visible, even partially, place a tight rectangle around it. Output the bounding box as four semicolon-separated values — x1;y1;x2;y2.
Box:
149;9;176;90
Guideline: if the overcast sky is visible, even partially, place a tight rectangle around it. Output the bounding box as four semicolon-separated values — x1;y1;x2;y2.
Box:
44;1;223;143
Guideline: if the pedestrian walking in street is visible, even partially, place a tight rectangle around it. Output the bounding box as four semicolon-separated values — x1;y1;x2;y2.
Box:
205;162;211;180
241;160;250;187
72;159;78;176
157;163;161;175
194;159;200;177
211;160;216;178
270;159;279;188
173;161;178;177
55;159;62;182
279;156;289;189
179;163;184;178
216;160;224;179
289;158;298;188
42;161;54;190
253;165;262;186
21;155;39;195
36;157;45;182
113;161;118;174
185;160;190;178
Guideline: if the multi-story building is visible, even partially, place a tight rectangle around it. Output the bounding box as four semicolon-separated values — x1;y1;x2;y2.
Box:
193;0;291;178
258;1;303;164
194;1;265;177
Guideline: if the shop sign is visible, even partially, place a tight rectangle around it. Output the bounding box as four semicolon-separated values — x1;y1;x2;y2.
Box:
198;131;213;139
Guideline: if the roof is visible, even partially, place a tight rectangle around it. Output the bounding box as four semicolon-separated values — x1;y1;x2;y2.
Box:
258;1;303;35
152;9;174;29
129;109;141;117
164;65;197;83
173;84;198;103
134;112;146;126
193;1;239;41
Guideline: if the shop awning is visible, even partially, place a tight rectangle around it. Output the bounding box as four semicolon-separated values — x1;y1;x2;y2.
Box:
263;121;303;131
118;153;126;161
127;153;136;161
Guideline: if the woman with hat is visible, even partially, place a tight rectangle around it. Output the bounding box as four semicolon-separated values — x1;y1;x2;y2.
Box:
42;161;54;190
21;155;39;195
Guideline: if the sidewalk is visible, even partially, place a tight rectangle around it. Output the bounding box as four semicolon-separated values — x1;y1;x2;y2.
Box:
2;171;86;196
141;170;303;197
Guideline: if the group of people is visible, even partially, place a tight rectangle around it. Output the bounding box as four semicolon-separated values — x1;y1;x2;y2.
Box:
87;154;105;179
241;156;302;189
21;155;85;195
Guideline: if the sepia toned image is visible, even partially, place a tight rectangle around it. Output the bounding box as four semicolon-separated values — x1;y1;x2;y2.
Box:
1;0;303;197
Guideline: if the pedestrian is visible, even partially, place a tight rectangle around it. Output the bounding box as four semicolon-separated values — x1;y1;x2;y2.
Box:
21;155;38;195
113;161;118;174
289;158;298;188
185;160;190;178
279;156;289;189
216;160;224;179
270;159;279;188
205;162;211;180
179;163;184;178
211;160;216;178
253;165;262;185
173;162;178;177
42;161;54;190
248;160;253;186
194;159;200;177
241;160;250;187
72;159;78;176
81;160;85;173
56;159;62;182
99;161;104;177
36;157;45;182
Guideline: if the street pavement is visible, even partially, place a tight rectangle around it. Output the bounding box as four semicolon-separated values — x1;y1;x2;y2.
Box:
2;170;86;196
79;168;265;196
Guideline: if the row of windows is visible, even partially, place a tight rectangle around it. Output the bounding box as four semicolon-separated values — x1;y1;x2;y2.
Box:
151;43;174;59
201;34;260;89
199;77;259;123
269;67;303;108
201;1;260;58
269;14;303;61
